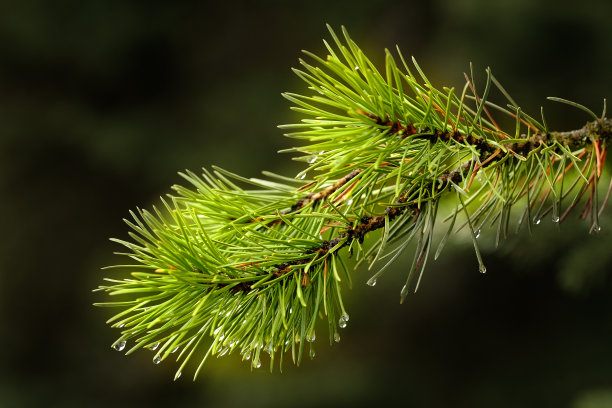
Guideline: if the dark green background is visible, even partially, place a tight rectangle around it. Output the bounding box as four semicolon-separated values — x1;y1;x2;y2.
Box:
1;0;612;407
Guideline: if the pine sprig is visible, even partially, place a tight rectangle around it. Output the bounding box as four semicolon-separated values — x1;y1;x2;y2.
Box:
96;25;611;379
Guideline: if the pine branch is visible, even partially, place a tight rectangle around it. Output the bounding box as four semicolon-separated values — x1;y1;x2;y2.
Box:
95;25;610;380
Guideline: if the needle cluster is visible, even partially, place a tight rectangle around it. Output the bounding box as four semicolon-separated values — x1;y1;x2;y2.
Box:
95;26;611;379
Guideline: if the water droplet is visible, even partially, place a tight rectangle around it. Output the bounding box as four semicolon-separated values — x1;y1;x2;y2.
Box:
175;371;182;380
289;308;293;314
334;332;341;343
338;313;349;329
309;347;316;359
148;342;160;351
112;340;126;352
366;278;377;287
552;215;560;223
534;218;541;225
479;265;487;274
475;230;481;239
171;347;179;353
354;66;359;70
346;198;354;206
408;171;414;176
299;173;306;180
218;348;228;357
153;357;162;364
252;360;261;369
306;332;316;342
118;324;125;328
308;156;317;164
593;225;602;233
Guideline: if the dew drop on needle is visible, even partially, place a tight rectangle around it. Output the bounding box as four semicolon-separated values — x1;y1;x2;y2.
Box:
112;340;126;352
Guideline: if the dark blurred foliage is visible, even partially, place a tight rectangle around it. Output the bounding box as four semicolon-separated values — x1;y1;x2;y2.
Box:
1;0;611;407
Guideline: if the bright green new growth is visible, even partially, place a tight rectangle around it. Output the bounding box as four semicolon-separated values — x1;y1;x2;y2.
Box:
96;26;611;380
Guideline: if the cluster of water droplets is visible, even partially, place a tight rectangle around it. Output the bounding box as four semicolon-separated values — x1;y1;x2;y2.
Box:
306;331;316;343
338;313;349;329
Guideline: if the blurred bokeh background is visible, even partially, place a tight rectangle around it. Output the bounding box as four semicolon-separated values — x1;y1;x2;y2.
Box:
1;0;612;407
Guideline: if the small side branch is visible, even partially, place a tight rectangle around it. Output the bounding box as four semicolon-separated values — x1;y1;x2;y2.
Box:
250;169;363;227
287;169;363;214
